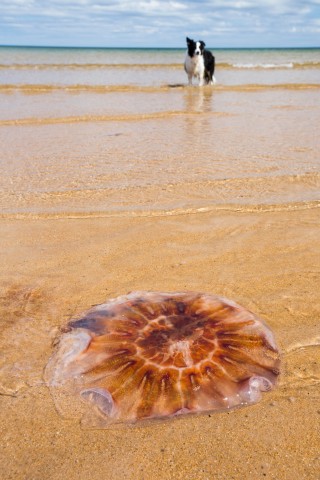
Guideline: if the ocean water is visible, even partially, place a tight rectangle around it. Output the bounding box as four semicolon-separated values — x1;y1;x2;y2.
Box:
1;46;319;87
0;46;319;216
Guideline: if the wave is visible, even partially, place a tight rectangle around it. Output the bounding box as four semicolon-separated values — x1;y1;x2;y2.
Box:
231;62;320;69
0;83;170;93
0;62;182;70
1;173;319;219
0;82;319;96
0;61;319;70
1;200;319;221
233;62;294;69
0;109;232;126
0;110;212;126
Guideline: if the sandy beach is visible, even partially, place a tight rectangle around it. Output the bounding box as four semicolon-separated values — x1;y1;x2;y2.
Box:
0;47;319;479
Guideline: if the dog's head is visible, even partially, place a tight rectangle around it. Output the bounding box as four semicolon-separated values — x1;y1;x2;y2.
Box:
186;37;205;57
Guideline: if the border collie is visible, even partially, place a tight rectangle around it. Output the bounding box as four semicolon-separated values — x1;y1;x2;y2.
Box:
184;37;216;86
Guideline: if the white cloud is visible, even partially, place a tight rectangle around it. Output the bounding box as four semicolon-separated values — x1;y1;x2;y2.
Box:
0;0;319;47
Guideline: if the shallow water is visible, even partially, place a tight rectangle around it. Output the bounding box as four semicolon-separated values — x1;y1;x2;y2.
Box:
0;47;319;217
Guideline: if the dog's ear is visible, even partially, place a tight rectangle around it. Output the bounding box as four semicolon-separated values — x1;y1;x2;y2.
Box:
200;41;206;49
186;37;192;44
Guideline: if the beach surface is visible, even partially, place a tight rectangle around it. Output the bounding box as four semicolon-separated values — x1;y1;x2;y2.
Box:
0;47;319;479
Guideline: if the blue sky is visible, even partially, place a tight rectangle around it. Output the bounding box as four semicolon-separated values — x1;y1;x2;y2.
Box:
1;0;319;48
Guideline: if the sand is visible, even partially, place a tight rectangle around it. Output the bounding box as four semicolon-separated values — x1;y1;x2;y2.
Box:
1;205;319;480
1;50;320;478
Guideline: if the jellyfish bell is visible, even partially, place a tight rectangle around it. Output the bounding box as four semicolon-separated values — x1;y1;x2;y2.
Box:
45;291;280;427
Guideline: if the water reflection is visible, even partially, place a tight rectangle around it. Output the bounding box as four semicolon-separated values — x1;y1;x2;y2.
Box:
182;86;215;145
183;86;214;113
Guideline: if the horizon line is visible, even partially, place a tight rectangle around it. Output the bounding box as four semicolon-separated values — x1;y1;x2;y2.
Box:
1;44;319;50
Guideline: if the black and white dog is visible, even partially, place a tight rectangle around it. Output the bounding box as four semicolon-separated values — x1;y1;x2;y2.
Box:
184;37;216;86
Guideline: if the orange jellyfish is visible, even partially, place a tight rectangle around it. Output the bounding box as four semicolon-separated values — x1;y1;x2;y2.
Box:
45;291;280;427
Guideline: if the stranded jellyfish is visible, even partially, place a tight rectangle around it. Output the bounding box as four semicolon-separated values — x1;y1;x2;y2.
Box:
45;291;280;427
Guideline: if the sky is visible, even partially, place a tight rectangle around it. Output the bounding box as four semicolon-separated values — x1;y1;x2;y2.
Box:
0;0;320;48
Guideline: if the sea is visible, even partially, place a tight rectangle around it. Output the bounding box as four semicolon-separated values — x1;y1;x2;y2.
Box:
0;46;319;217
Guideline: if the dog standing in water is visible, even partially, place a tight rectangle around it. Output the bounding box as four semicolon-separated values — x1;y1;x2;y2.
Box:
184;37;216;86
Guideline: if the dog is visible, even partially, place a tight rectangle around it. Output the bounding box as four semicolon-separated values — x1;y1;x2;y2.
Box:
184;37;216;86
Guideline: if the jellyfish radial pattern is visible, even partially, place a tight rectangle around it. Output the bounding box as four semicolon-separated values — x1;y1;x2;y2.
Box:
46;291;280;425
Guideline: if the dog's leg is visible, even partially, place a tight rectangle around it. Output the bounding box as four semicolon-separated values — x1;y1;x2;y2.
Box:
211;76;217;85
198;66;205;86
187;73;193;86
206;71;216;86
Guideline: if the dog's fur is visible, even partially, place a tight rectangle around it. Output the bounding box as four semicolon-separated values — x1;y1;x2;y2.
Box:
184;37;216;86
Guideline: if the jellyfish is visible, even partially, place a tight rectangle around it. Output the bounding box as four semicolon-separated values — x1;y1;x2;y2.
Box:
45;291;280;427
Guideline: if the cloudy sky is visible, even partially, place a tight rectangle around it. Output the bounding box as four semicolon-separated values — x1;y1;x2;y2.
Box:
1;0;319;48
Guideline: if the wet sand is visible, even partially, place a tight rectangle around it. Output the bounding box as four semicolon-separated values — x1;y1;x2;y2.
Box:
1;206;319;479
1;49;320;478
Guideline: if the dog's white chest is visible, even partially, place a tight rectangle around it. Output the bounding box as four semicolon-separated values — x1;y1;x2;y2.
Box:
185;54;204;77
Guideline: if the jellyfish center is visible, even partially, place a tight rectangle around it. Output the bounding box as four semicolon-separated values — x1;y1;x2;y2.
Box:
136;311;208;368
